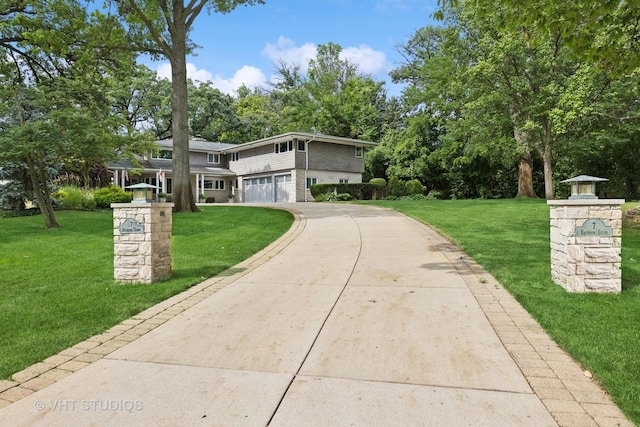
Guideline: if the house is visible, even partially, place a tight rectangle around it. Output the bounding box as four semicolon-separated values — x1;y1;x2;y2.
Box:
108;132;377;203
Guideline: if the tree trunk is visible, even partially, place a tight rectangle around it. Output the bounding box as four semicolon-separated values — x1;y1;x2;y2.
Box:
513;126;537;198
543;140;554;200
169;27;198;213
25;154;59;228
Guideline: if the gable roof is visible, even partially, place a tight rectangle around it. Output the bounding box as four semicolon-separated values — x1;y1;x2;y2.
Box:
156;139;237;152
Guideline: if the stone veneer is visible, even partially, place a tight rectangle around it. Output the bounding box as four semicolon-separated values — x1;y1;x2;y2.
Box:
111;203;173;283
548;199;624;293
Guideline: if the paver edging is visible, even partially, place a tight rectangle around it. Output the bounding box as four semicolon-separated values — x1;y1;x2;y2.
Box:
0;209;305;406
402;214;633;427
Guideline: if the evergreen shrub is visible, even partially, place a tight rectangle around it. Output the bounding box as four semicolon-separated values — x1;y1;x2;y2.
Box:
94;186;132;208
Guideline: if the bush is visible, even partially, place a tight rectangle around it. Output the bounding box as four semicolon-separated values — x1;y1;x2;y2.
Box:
369;178;387;187
388;176;407;197
52;186;97;210
94;186;132;208
327;193;353;201
206;196;216;203
405;179;426;195
309;183;387;201
313;193;330;202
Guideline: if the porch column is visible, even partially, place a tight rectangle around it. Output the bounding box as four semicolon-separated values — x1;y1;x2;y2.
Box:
113;169;119;187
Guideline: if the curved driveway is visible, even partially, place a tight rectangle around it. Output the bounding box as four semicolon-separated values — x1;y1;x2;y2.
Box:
0;203;631;426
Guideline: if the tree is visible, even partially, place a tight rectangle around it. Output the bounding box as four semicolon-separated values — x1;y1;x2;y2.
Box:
114;0;264;212
0;1;140;227
189;81;240;142
437;0;640;74
393;4;617;199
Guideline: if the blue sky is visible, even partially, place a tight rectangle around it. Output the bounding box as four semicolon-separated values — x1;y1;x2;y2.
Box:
149;0;440;97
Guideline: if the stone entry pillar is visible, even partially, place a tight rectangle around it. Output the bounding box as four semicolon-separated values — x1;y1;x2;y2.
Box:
547;199;624;293
112;202;174;283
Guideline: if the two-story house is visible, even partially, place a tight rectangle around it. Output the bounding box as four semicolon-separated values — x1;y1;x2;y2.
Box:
108;132;377;203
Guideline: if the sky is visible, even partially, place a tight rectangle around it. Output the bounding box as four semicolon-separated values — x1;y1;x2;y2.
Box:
146;0;440;97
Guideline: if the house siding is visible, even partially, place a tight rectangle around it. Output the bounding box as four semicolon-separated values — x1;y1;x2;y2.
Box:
230;144;295;176
306;142;364;172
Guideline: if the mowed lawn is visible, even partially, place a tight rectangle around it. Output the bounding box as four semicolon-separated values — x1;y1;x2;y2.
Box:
366;199;640;425
0;206;293;380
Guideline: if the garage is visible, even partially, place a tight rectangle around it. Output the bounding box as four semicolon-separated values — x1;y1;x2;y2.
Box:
243;174;292;203
275;174;292;202
243;176;273;203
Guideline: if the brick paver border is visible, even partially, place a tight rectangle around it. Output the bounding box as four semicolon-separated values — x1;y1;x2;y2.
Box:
0;209;305;410
0;206;635;427
411;216;634;427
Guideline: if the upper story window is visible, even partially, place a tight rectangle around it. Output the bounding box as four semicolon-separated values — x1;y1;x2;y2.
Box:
339;179;349;184
152;149;172;160
297;140;306;151
208;153;220;164
275;140;293;154
355;146;364;158
230;152;239;161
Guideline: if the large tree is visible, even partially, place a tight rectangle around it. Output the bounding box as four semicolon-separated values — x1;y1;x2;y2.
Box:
0;1;140;227
113;0;264;212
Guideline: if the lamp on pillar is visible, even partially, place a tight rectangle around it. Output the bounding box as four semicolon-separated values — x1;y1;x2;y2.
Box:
126;183;157;203
560;175;608;200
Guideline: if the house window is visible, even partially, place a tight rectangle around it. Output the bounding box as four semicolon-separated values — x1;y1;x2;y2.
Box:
234;179;238;189
230;152;239;161
208;153;220;164
339;179;349;184
355;146;364;158
275;140;294;154
215;180;225;190
203;180;213;189
306;177;318;189
152;150;172;159
297;140;306;151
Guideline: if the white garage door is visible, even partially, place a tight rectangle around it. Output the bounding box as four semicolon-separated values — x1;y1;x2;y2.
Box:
243;177;273;203
275;174;292;202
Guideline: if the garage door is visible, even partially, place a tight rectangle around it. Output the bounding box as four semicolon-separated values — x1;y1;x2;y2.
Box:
275;174;292;202
243;177;273;203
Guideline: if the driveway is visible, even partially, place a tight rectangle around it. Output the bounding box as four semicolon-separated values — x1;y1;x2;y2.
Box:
0;203;631;426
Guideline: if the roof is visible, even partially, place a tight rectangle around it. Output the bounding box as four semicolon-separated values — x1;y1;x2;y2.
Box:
156;139;237;152
220;132;378;153
561;175;609;183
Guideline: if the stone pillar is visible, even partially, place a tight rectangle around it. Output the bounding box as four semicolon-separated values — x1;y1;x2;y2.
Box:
112;203;174;283
548;199;624;293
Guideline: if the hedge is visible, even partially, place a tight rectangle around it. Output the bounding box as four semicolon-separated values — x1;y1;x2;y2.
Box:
310;183;389;200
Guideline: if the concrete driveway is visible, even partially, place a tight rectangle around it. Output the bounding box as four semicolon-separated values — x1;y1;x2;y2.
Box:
0;203;631;426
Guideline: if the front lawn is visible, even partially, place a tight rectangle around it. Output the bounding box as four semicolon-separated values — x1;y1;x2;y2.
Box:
0;206;293;380
366;199;640;424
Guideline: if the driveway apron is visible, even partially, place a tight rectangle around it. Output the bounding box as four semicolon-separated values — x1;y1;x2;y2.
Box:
0;203;559;426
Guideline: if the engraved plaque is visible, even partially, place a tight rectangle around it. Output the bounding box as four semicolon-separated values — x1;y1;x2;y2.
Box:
119;218;144;234
576;218;612;237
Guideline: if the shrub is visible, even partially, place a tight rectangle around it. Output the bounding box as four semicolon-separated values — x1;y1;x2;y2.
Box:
94;186;132;208
405;179;426;195
426;190;443;200
327;193;353;201
206;196;216;203
388;176;407;197
369;178;387;187
309;183;386;200
313;193;330;202
52;186;97;210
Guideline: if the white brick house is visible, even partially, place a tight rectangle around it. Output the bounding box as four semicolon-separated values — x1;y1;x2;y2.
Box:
108;132;377;203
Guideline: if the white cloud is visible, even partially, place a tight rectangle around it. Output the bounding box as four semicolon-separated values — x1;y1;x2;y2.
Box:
341;45;389;75
262;37;389;77
262;36;317;73
211;66;268;95
156;63;267;95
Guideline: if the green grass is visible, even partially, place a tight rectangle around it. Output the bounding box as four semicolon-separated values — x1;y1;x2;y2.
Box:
364;199;640;424
0;206;293;380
